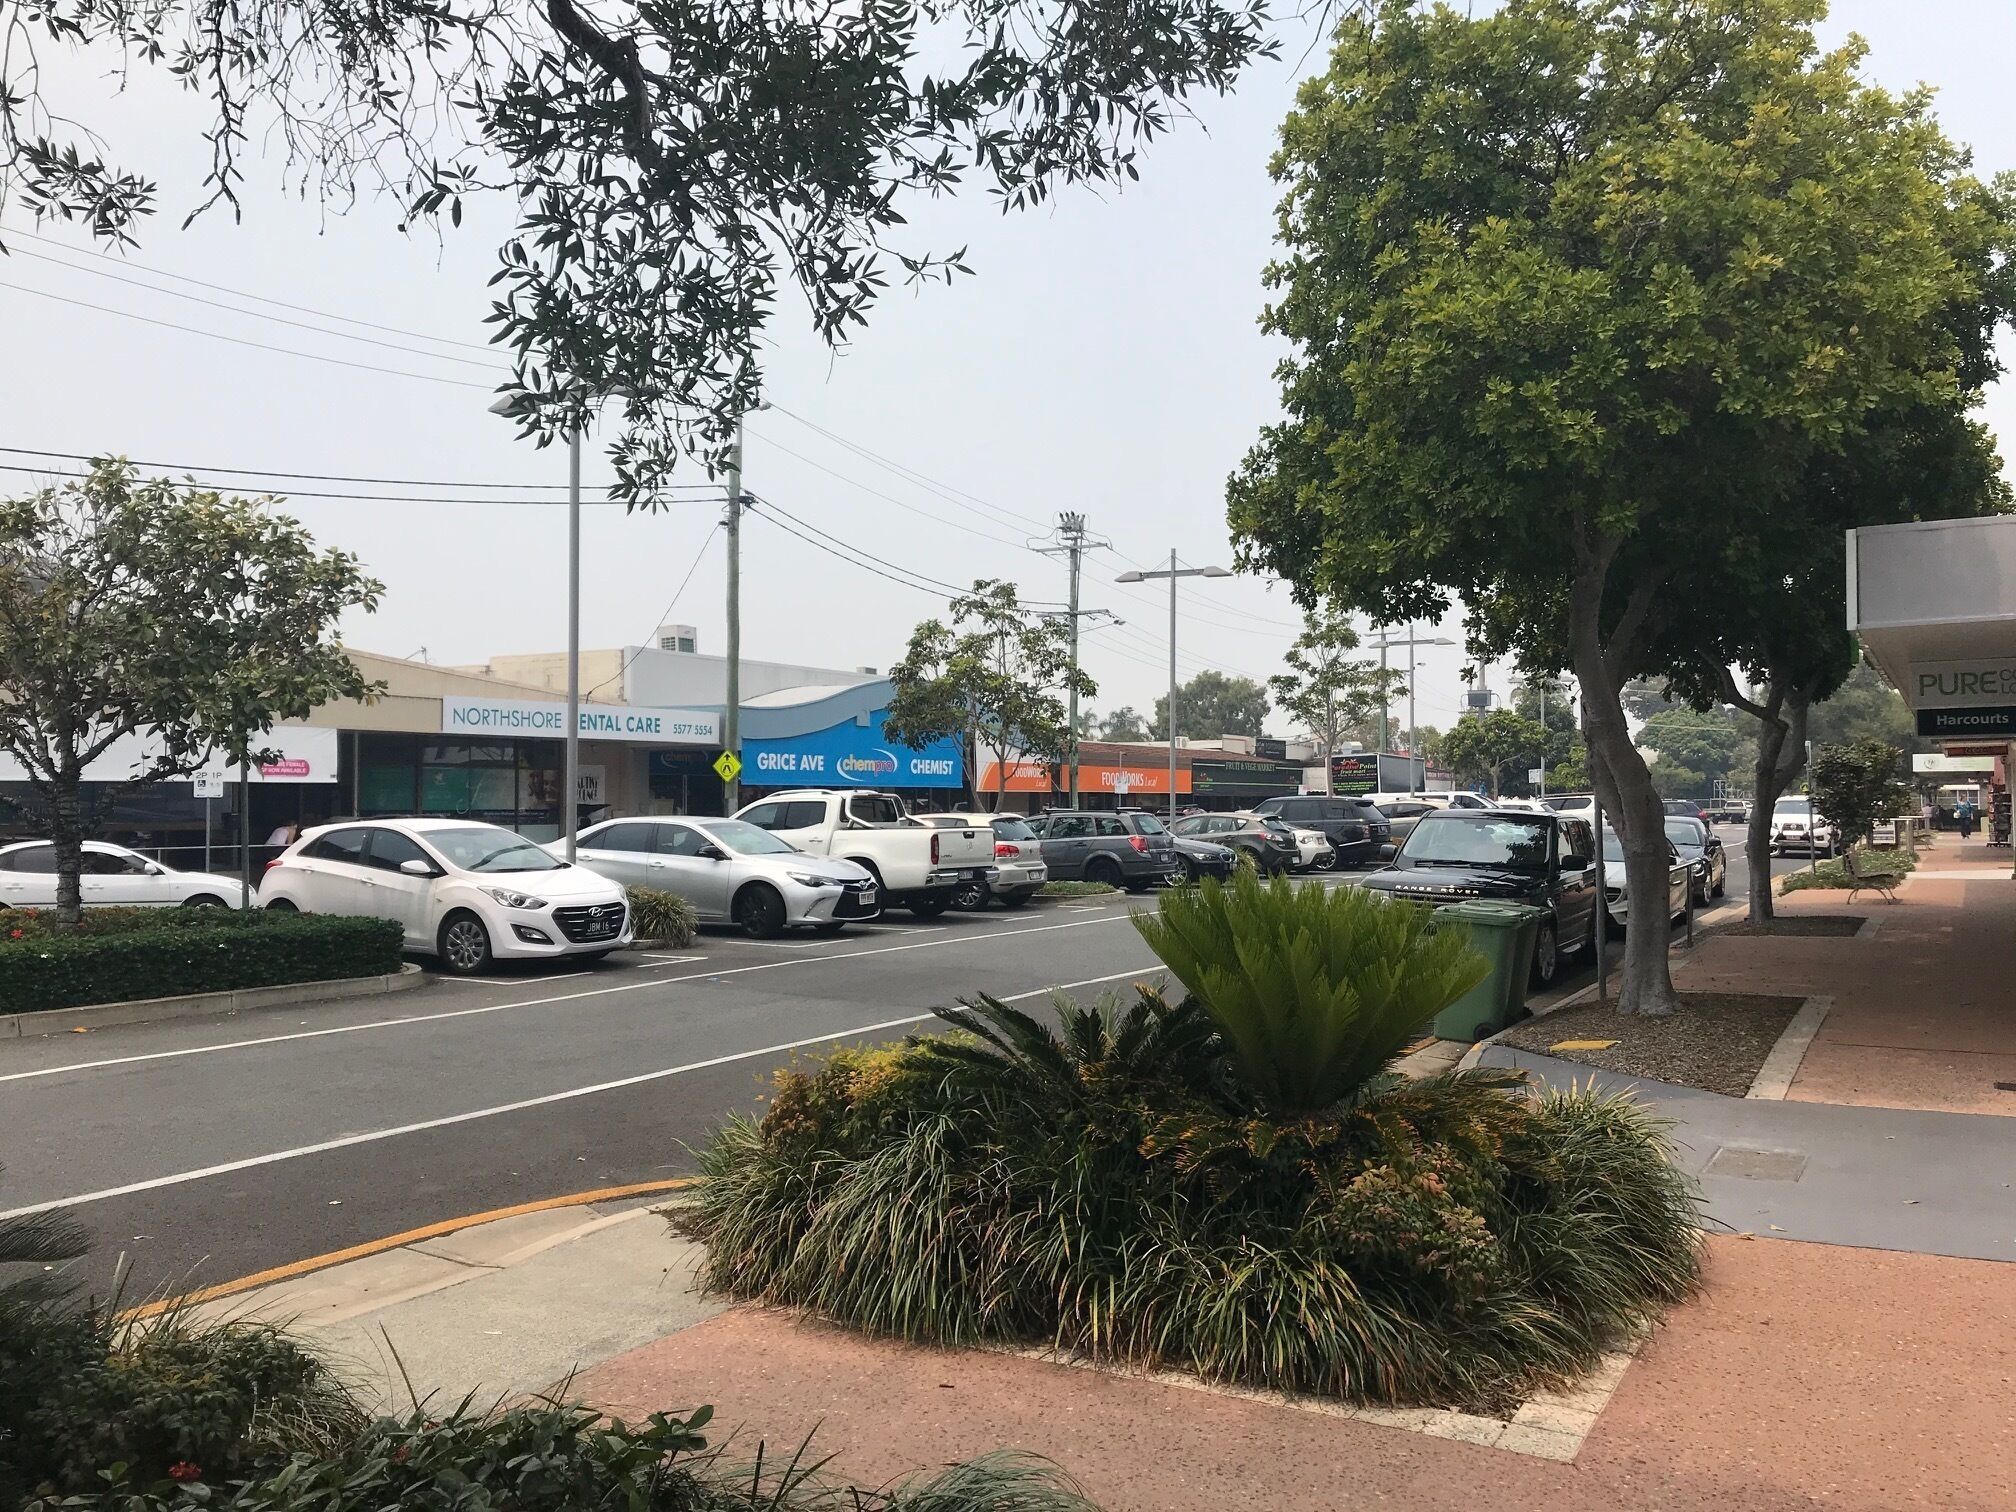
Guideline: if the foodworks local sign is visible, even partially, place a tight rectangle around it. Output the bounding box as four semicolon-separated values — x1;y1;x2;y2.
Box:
441;697;719;745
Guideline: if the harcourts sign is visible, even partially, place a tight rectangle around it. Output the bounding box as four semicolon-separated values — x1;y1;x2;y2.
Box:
441;697;720;745
743;711;963;789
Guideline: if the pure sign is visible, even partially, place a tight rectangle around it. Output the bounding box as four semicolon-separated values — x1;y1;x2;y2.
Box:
1911;659;2016;739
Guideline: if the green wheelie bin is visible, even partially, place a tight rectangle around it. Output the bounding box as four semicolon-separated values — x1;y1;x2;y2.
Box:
1430;899;1545;1042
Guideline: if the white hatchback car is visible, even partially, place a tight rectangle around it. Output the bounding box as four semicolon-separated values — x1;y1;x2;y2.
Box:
261;818;631;972
0;840;249;909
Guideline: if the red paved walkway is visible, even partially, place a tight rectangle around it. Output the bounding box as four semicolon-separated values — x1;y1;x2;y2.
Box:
580;1236;2014;1510
1675;844;2016;1115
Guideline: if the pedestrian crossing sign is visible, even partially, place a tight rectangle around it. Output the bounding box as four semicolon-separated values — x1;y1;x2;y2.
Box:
712;750;743;783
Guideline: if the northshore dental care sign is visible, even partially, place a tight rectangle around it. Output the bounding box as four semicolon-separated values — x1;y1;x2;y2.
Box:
441;697;721;745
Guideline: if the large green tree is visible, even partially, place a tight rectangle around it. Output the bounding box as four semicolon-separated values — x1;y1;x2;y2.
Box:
1441;709;1549;797
1152;672;1270;742
1637;708;1750;788
4;0;1281;497
1268;612;1405;789
884;581;1094;810
0;461;381;923
1229;0;2006;1012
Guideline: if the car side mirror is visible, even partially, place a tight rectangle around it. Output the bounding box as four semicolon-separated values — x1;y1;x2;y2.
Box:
1379;844;1396;862
1561;852;1590;870
697;843;728;862
399;858;437;878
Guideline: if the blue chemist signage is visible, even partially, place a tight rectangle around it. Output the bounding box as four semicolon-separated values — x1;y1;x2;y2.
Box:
743;711;963;789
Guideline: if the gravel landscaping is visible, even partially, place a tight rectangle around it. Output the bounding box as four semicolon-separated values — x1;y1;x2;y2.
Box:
1498;993;1807;1096
1715;916;1865;938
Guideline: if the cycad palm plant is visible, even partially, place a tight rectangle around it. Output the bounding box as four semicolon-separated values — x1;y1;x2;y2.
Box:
1132;871;1486;1114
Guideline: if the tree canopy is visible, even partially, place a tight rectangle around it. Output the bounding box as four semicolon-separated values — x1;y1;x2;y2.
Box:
3;0;1283;498
1227;0;2012;1011
884;580;1093;809
1153;671;1269;742
1267;611;1403;780
0;461;381;920
1441;709;1549;797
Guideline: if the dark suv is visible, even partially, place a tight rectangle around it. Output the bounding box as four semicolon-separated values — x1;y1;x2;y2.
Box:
1251;794;1390;867
1032;809;1182;892
1359;808;1602;989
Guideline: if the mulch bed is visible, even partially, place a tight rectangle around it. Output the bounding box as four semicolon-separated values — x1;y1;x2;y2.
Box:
1714;916;1865;938
1497;992;1806;1096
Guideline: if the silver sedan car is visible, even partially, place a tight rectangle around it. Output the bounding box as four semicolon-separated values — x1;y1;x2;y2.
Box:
559;816;881;938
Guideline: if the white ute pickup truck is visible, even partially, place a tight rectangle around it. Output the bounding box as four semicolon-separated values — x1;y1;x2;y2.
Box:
731;789;998;919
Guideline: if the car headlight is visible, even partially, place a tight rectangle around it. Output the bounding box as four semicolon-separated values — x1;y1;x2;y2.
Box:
485;887;550;910
786;871;837;888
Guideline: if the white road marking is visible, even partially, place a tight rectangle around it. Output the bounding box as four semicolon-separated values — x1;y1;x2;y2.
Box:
0;964;1161;1219
0;914;1135;1085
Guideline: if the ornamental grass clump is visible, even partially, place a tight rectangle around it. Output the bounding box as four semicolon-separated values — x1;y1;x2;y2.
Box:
689;875;1704;1408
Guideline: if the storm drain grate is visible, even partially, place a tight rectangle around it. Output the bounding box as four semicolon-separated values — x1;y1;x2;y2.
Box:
1705;1146;1809;1182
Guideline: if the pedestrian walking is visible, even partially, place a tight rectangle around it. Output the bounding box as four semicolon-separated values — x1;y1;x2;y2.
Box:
1958;798;1977;838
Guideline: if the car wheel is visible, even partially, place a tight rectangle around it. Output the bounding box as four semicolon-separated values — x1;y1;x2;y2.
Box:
438;911;493;975
1712;866;1727;899
950;878;991;911
734;884;788;939
1000;892;1035;910
180;893;228;908
1180;855;1202;885
809;920;847;935
907;898;950;920
1313;848;1338;872
1086;856;1124;889
264;898;298;913
1528;919;1560;989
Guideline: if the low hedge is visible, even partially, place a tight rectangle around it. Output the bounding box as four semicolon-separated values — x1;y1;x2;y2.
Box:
0;912;405;1014
624;885;698;946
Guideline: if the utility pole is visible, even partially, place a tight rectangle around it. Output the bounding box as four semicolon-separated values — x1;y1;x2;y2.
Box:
1039;513;1113;808
721;407;764;815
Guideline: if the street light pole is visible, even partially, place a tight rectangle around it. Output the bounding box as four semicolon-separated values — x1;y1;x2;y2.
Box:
1366;627;1455;792
1115;553;1232;823
564;424;582;861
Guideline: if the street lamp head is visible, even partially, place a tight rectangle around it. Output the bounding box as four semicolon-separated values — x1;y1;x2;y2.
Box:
1199;565;1233;579
1114;570;1146;584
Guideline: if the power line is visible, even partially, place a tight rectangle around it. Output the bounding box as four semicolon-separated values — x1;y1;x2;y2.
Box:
0;222;499;354
745;506;960;602
0;280;496;389
0;445;719;493
766;404;1050;535
6;246;506;369
585;524;721;698
0;462;727;508
750;494;980;597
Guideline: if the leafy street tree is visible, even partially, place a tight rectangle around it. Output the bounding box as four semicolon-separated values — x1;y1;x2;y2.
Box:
0;462;381;923
1807;658;1920;751
885;581;1094;810
3;0;1284;499
1095;707;1153;743
1809;739;1911;854
1152;672;1269;743
1509;674;1580;770
1440;710;1549;798
1228;0;2011;1012
1637;708;1750;791
1267;612;1406;791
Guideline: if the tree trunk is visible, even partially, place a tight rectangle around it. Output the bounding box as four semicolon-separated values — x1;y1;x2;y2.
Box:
1569;575;1678;1017
1743;692;1810;918
49;765;86;927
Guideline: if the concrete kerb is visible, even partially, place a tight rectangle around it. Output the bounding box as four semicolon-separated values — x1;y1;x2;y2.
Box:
1745;996;1833;1101
2;961;430;1038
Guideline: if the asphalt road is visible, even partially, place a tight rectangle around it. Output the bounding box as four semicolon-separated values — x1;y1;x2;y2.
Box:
0;826;1801;1300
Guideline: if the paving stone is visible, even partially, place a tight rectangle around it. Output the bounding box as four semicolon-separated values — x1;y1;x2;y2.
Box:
1496;1424;1583;1462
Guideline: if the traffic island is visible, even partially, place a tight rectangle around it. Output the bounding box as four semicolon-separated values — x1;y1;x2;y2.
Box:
1494;992;1809;1097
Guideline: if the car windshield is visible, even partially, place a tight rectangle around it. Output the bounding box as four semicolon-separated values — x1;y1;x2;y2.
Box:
427;825;565;873
992;818;1038;841
1664;819;1705;852
1776;797;1812;817
698;819;798;856
1401;815;1551;870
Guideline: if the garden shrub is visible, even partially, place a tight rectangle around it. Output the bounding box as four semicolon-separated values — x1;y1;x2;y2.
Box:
26;1399;1099;1512
1779;845;1916;893
0;913;404;1014
688;875;1703;1408
624;885;699;946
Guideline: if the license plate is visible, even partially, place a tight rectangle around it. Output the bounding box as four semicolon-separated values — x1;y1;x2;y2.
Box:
860;888;878;906
582;919;616;938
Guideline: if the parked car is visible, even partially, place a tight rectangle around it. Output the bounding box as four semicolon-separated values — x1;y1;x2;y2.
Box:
1597;828;1695;928
1367;791;1493;812
1362;795;1440;848
1665;815;1726;904
1285;825;1336;872
1358;809;1603;989
1168;812;1299;875
1700;799;1750;825
911;812;1048;909
732;789;995;918
1170;834;1241;884
1544;793;1597;821
1250;794;1388;867
560;816;879;936
1768;796;1836;855
0;840;249;909
1029;808;1181;892
1662;799;1708;825
262;818;630;973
